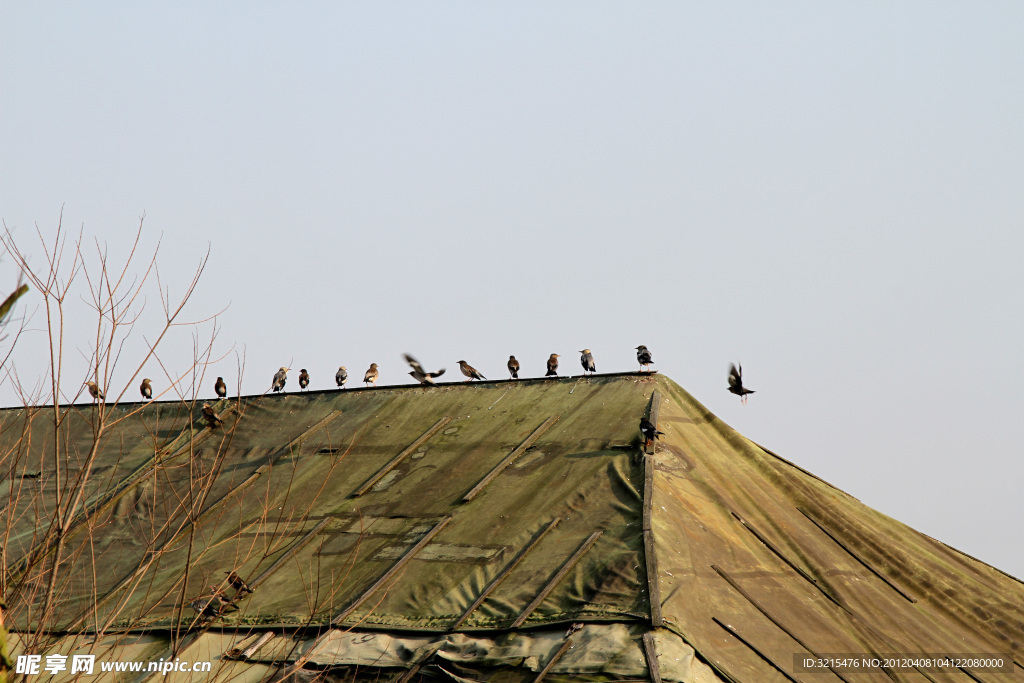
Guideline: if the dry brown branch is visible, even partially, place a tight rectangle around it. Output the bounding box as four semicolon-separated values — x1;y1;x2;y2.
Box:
0;217;384;683
0;217;232;674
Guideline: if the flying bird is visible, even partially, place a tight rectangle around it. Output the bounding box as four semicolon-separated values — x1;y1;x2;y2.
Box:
225;571;252;596
298;369;310;391
579;349;596;375
636;345;653;371
405;354;446;385
140;378;153;401
202;402;224;429
272;367;289;393
215;376;227;398
728;363;755;404
85;381;105;401
457;360;485;381
363;363;379;386
507;355;520;379
335;366;348;388
639;417;664;447
545;353;560;377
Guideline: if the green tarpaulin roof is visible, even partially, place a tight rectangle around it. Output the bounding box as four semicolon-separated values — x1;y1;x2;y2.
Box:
2;373;1021;681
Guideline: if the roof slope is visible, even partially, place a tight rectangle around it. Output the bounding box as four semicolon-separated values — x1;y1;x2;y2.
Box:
2;373;1021;682
649;379;1023;682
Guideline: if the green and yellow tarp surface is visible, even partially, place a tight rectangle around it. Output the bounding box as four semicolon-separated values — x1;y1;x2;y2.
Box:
1;374;1021;681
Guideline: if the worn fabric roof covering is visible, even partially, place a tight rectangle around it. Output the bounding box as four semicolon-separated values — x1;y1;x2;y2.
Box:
2;373;1022;682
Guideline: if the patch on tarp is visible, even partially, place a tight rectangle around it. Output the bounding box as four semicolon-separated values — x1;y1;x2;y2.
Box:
372;543;507;563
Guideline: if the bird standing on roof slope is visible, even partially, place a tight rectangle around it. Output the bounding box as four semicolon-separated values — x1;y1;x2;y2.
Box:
191;587;231;621
405;354;446;385
225;571;252;596
336;366;348;388
639;417;664;448
579;349;596;376
215;376;227;398
85;381;105;401
298;369;310;391
272;367;289;393
202;402;224;428
363;363;379;386
636;345;653;371
140;378;153;401
728;363;755;404
190;597;220;621
507;355;520;379
545;353;560;377
457;360;485;381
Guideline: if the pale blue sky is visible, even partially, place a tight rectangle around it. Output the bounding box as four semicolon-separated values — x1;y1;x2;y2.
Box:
2;3;1022;577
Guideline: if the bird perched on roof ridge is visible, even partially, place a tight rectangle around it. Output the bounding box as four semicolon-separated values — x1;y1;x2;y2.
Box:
202;402;224;429
545;354;560;377
457;360;485;381
635;345;653;371
215;376;227;398
272;367;289;393
405;354;446;385
579;349;595;376
140;378;153;401
363;363;379;386
298;369;310;391
85;381;105;401
639;417;664;448
335;366;348;388
507;355;520;379
728;363;755;404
